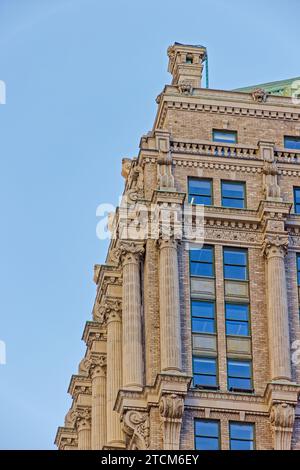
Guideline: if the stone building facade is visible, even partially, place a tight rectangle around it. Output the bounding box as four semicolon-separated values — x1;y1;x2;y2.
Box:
55;43;300;451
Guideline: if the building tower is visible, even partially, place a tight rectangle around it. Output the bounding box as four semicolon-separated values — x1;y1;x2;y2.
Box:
55;43;300;451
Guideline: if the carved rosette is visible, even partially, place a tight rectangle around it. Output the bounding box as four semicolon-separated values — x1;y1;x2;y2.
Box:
122;410;150;450
270;403;295;450
71;407;92;432
262;235;289;259
159;394;184;450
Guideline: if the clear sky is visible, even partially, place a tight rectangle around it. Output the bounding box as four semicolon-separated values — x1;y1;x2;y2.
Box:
0;0;299;450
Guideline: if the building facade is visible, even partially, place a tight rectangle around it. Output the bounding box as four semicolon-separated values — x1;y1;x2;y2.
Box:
55;44;300;451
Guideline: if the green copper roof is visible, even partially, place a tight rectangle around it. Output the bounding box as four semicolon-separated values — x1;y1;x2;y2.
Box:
234;76;300;97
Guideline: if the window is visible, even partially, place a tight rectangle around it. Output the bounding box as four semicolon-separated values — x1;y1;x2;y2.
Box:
193;357;217;388
225;303;249;336
192;300;216;334
294;188;300;214
190;246;214;277
195;420;220;450
188;178;212;205
297;254;300;286
186;54;193;64
284;136;300;150
221;181;245;208
223;248;248;281
227;359;252;392
230;422;255;450
213;129;237;144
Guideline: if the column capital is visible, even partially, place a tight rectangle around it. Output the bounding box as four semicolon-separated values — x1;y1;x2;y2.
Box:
158;237;179;251
71;407;92;432
262;235;289;259
97;298;122;326
111;241;145;266
85;352;107;379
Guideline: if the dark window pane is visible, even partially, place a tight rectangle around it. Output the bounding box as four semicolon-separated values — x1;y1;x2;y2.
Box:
224;249;247;266
193;357;216;375
192;318;215;334
228;377;252;390
190;247;213;263
192;301;215;318
222;182;245;199
213;130;237;144
230;423;254;440
195;420;219;438
222;197;245;208
189;179;212;195
294;188;300;203
194;374;217;387
284;136;300;150
195;436;219;450
228;360;251;378
224;265;247;280
231;440;253;451
191;262;213;277
226;304;249;321
189;195;212;205
226;321;249;336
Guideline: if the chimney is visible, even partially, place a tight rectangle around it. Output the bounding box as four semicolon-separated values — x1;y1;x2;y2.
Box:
167;42;207;88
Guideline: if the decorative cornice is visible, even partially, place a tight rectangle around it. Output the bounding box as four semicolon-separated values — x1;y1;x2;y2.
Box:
55;427;78;449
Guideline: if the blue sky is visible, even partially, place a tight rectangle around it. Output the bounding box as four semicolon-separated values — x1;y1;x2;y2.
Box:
0;0;299;450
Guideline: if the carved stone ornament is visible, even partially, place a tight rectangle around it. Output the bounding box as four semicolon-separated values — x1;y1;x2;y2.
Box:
262;235;289;258
84;353;107;378
94;298;122;325
110;241;145;266
178;81;193;95
121;158;132;180
270;403;295;450
71;407;92;432
122;410;150;450
252;88;268;103
159;394;184;450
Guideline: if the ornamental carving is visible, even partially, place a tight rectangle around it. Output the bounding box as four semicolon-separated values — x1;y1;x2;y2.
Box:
94;298;122;325
84;353;107;378
110;242;145;266
71;407;92;432
178;81;193;95
251;88;268;103
262;235;289;258
159;393;185;450
270;403;295;450
122;410;150;450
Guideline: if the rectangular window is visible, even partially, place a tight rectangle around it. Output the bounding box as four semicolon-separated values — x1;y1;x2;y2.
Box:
225;303;249;336
213;129;237;144
193;357;217;388
221;181;245;209
190;246;214;278
284;136;300;150
230;422;255;450
195;420;220;450
223;248;248;281
297;254;300;286
188;178;212;206
227;359;252;392
192;300;216;334
294;188;300;214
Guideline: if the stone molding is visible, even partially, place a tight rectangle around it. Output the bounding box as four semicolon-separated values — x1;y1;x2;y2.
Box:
122;410;150;450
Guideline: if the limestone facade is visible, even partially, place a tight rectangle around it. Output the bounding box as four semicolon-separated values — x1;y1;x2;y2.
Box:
55;44;300;450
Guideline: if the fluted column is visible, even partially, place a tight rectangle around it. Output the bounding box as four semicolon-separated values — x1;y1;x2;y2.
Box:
264;238;291;381
89;355;106;450
120;242;144;389
158;239;182;373
73;408;91;450
106;302;124;447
